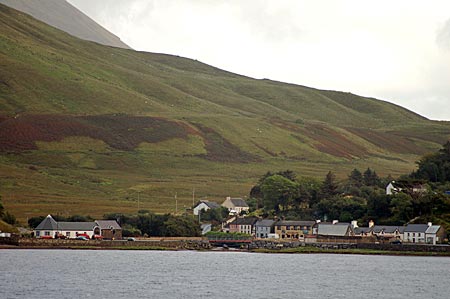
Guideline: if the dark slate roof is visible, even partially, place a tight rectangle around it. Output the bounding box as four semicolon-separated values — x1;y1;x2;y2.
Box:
372;226;402;234
58;222;96;231
95;220;122;230
231;217;258;225
35;215;58;230
404;224;429;233
255;219;277;227
276;220;316;227
204;201;221;209
354;227;372;234
229;198;249;208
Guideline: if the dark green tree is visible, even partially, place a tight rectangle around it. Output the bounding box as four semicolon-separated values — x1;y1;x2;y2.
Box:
363;168;380;186
321;171;339;199
164;216;201;237
2;211;17;225
0;195;4;218
28;216;46;228
348;168;363;188
413;141;450;182
260;174;299;212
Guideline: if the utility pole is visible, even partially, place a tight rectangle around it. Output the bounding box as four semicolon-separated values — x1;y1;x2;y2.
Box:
137;191;141;211
175;192;178;215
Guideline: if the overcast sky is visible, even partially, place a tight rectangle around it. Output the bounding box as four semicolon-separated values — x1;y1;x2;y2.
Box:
68;0;450;121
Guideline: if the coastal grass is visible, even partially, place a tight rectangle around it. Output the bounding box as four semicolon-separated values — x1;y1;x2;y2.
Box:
251;246;450;257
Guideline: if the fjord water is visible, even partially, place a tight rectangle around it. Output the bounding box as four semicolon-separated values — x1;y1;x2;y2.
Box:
1;250;449;299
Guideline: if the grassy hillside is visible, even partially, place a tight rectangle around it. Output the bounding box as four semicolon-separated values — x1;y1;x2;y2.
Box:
0;4;449;223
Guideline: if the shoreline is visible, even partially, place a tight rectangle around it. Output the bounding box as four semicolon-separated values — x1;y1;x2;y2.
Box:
2;243;450;257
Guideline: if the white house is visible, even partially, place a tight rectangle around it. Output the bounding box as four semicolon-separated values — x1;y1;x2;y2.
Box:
34;215;121;239
403;224;429;243
193;200;221;216
221;197;249;215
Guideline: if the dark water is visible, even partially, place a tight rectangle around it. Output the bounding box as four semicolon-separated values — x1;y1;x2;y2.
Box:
1;249;450;299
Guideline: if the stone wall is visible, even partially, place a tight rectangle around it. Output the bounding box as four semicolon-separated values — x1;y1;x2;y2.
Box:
17;238;211;250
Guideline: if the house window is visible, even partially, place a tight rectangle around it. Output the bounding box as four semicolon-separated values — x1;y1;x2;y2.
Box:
66;232;70;237
45;231;50;236
36;231;40;237
413;233;415;237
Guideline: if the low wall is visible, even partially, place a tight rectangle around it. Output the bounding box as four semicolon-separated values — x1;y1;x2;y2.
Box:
17;238;211;250
0;235;19;246
356;243;450;253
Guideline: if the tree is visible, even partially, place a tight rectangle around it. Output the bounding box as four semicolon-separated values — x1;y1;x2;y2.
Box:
321;171;339;199
348;168;363;188
28;216;46;228
363;168;380;186
413;141;450;182
260;174;299;212
2;211;17;225
163;216;201;237
0;195;4;218
390;193;414;224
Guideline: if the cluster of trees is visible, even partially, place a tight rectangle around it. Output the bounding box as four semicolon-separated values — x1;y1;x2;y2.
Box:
249;143;450;227
412;141;450;183
103;210;201;237
0;195;17;225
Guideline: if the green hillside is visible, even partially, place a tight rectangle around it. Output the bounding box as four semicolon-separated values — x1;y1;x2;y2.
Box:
0;4;449;222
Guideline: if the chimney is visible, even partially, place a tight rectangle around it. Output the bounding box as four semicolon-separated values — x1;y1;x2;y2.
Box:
226;196;231;201
369;220;375;228
428;222;432;227
351;220;358;228
316;219;321;224
332;220;339;225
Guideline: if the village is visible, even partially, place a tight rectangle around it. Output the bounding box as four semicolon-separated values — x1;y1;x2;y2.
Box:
24;193;447;249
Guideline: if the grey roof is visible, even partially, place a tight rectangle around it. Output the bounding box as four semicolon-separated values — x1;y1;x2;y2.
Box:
404;224;429;233
373;226;402;234
35;215;58;230
194;200;221;209
229;198;249;208
95;220;122;230
204;201;221;209
231;217;258;226
354;227;372;234
317;223;351;236
255;219;277;227
57;222;96;231
425;225;441;234
276;220;316;227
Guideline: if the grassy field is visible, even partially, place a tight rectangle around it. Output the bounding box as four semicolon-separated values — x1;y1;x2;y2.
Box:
0;4;449;223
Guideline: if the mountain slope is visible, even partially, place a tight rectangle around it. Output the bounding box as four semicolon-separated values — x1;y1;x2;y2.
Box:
0;3;449;222
0;0;130;49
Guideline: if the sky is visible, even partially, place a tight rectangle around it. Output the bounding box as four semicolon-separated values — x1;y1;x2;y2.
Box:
68;0;450;121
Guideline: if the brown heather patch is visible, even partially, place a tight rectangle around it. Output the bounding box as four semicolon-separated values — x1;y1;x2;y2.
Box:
193;123;260;163
346;128;426;155
302;124;368;159
0;114;192;152
268;118;368;159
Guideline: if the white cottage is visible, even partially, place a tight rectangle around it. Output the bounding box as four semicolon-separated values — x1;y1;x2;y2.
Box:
193;200;221;216
34;215;121;239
